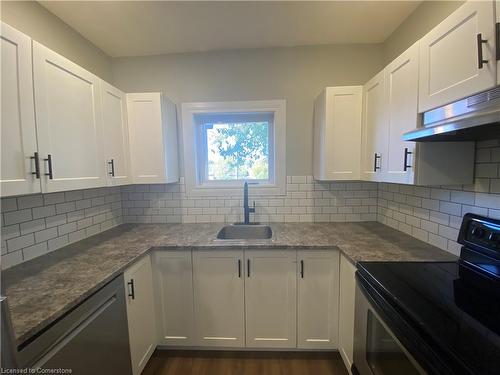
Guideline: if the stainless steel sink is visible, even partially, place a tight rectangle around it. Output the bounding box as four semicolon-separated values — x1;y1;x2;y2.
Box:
216;224;273;240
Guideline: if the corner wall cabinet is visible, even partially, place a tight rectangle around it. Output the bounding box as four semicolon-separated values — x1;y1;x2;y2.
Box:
127;93;179;184
382;42;475;186
361;71;387;182
101;81;131;186
313;86;363;181
418;0;496;112
1;22;132;197
33;41;106;193
360;41;475;185
297;250;339;349
0;23;40;197
124;255;156;375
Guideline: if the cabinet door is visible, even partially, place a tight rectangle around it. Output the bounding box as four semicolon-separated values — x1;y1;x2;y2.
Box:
245;250;296;348
0;23;41;197
32;41;105;192
497;0;500;85
313;87;362;181
154;250;194;346
361;71;387;182
101;81;131;186
384;42;419;184
297;250;339;349
192;250;245;347
127;93;167;184
419;0;496;112
338;255;357;373
124;255;156;375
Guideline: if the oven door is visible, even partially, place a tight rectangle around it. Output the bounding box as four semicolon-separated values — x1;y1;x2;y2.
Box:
352;282;426;375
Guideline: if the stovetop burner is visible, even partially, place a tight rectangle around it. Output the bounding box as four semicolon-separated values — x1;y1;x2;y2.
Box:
357;214;500;375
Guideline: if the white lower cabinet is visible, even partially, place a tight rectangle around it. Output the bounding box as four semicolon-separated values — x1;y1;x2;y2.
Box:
154;250;195;346
338;255;357;374
124;255;156;375
192;249;245;347
153;248;342;352
244;249;297;348
297;250;339;349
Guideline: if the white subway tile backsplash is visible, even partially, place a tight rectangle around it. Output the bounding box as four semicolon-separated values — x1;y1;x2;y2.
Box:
378;140;500;256
2;142;499;268
1;187;123;269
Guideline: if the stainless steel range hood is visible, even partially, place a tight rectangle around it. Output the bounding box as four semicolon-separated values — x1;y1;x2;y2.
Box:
403;86;500;142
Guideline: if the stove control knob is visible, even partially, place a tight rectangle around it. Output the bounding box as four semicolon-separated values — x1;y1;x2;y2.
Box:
472;226;484;238
488;232;499;245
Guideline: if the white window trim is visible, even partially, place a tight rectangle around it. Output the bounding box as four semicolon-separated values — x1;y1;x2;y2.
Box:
181;100;286;197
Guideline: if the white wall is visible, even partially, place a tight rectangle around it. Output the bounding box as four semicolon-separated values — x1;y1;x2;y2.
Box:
112;44;384;176
0;0;112;81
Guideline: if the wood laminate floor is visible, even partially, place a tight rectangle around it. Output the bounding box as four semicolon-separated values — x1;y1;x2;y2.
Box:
142;350;349;375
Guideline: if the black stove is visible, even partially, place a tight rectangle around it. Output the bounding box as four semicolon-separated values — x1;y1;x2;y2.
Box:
357;214;500;375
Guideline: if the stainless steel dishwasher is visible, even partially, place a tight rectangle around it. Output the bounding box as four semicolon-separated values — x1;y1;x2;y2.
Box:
5;275;133;375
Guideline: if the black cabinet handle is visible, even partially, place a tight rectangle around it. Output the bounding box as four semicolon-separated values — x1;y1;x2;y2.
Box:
403;148;413;171
300;260;304;278
44;154;53;179
127;279;135;300
496;23;500;60
108;159;115;177
373;153;381;172
30;152;40;179
247;259;250;278
477;33;489;69
238;259;242;278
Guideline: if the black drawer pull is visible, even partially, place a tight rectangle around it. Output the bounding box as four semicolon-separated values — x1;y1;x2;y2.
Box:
247;259;250;278
300;260;304;278
44;154;53;179
31;152;40;179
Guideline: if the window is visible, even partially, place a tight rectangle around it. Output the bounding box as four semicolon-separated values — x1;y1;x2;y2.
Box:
182;100;286;196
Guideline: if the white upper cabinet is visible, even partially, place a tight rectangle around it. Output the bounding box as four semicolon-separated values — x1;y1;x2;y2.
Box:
0;23;41;197
127;93;179;184
297;250;339;350
32;41;106;193
124;255;156;375
101;81;131;186
244;250;296;349
361;71;387;182
419;0;496;112
313;86;362;181
384;42;419;184
192;250;245;347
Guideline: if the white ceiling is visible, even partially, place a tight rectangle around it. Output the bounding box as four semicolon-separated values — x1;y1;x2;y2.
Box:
39;1;421;58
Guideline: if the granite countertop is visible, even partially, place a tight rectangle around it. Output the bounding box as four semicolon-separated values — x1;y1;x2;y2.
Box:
1;222;457;346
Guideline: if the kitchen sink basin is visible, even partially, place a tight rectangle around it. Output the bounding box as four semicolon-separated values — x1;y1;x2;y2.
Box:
216;224;273;240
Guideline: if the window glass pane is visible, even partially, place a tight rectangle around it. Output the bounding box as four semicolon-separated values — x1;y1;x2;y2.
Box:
203;121;269;181
366;310;421;375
